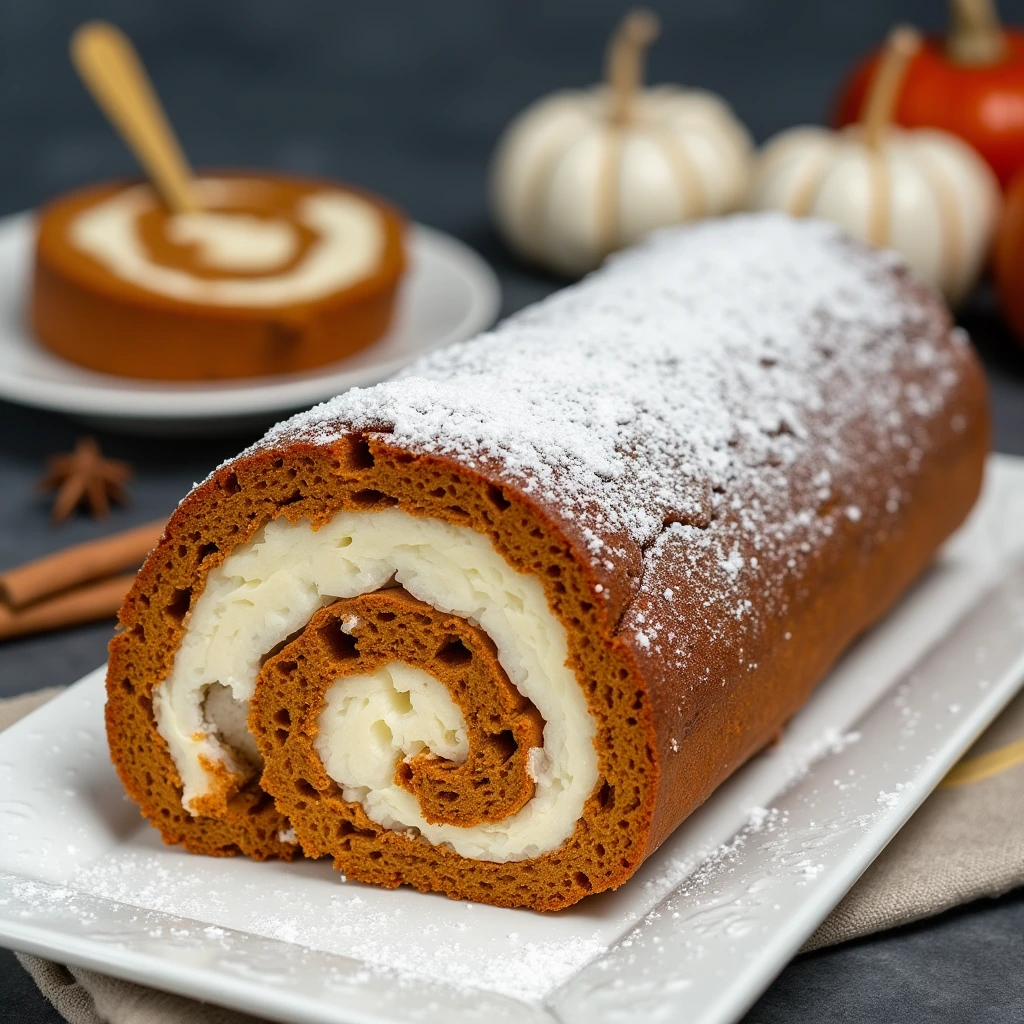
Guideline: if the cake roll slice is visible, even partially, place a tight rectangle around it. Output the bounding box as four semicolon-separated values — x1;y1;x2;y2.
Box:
106;213;988;910
33;173;406;380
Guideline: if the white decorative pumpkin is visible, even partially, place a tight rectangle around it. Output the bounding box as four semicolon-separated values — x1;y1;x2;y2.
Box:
491;10;753;277
750;26;1000;306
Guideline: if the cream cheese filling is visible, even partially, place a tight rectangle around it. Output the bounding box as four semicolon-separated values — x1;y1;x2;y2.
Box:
152;509;598;862
165;211;299;272
316;661;473;835
69;178;386;307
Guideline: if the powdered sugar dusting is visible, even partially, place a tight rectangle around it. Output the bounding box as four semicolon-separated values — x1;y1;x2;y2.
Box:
249;215;962;620
217;214;972;742
270;216;895;522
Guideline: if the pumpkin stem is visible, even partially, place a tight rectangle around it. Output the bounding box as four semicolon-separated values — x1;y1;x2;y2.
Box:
862;26;922;150
606;8;660;125
947;0;1007;66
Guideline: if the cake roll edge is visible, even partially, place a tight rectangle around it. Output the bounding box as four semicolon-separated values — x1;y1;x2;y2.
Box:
106;434;658;909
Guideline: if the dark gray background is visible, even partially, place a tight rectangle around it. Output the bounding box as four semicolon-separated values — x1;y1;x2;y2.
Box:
1;0;1023;1020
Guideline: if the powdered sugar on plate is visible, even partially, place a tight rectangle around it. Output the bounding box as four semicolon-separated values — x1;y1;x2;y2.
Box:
67;851;607;1002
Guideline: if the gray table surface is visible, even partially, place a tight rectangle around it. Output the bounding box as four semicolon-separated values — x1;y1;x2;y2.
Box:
1;0;1023;1020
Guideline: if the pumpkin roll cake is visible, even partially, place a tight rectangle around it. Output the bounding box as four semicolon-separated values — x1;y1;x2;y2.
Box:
33;172;405;380
106;213;988;910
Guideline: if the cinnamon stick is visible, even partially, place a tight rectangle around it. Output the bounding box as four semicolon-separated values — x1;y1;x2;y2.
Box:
0;573;136;640
0;519;164;609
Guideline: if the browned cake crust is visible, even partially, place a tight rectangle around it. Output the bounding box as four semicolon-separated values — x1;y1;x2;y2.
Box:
106;215;990;910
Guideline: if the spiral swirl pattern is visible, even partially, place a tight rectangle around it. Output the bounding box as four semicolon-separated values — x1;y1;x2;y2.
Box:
152;508;598;862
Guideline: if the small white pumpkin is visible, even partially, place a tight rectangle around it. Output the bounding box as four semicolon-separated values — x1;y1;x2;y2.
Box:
750;26;1000;306
491;10;753;277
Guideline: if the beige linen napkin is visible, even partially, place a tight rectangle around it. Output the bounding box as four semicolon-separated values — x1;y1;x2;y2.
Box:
4;685;1024;1024
14;955;263;1024
803;685;1024;950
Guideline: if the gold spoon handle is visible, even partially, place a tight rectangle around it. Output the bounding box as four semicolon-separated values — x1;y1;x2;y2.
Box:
71;21;198;213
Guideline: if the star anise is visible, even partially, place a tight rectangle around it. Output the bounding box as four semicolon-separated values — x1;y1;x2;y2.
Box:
38;437;133;521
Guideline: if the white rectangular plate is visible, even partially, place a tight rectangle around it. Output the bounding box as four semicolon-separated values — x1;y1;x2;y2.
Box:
3;454;1024;1024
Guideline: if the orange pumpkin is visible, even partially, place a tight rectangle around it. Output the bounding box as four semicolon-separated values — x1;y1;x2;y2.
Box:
834;0;1024;189
996;169;1024;340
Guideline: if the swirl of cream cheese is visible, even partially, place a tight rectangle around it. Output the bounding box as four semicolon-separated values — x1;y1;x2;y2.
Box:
68;177;386;307
152;510;599;863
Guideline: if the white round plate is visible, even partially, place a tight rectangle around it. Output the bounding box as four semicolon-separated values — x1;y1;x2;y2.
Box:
0;212;500;434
